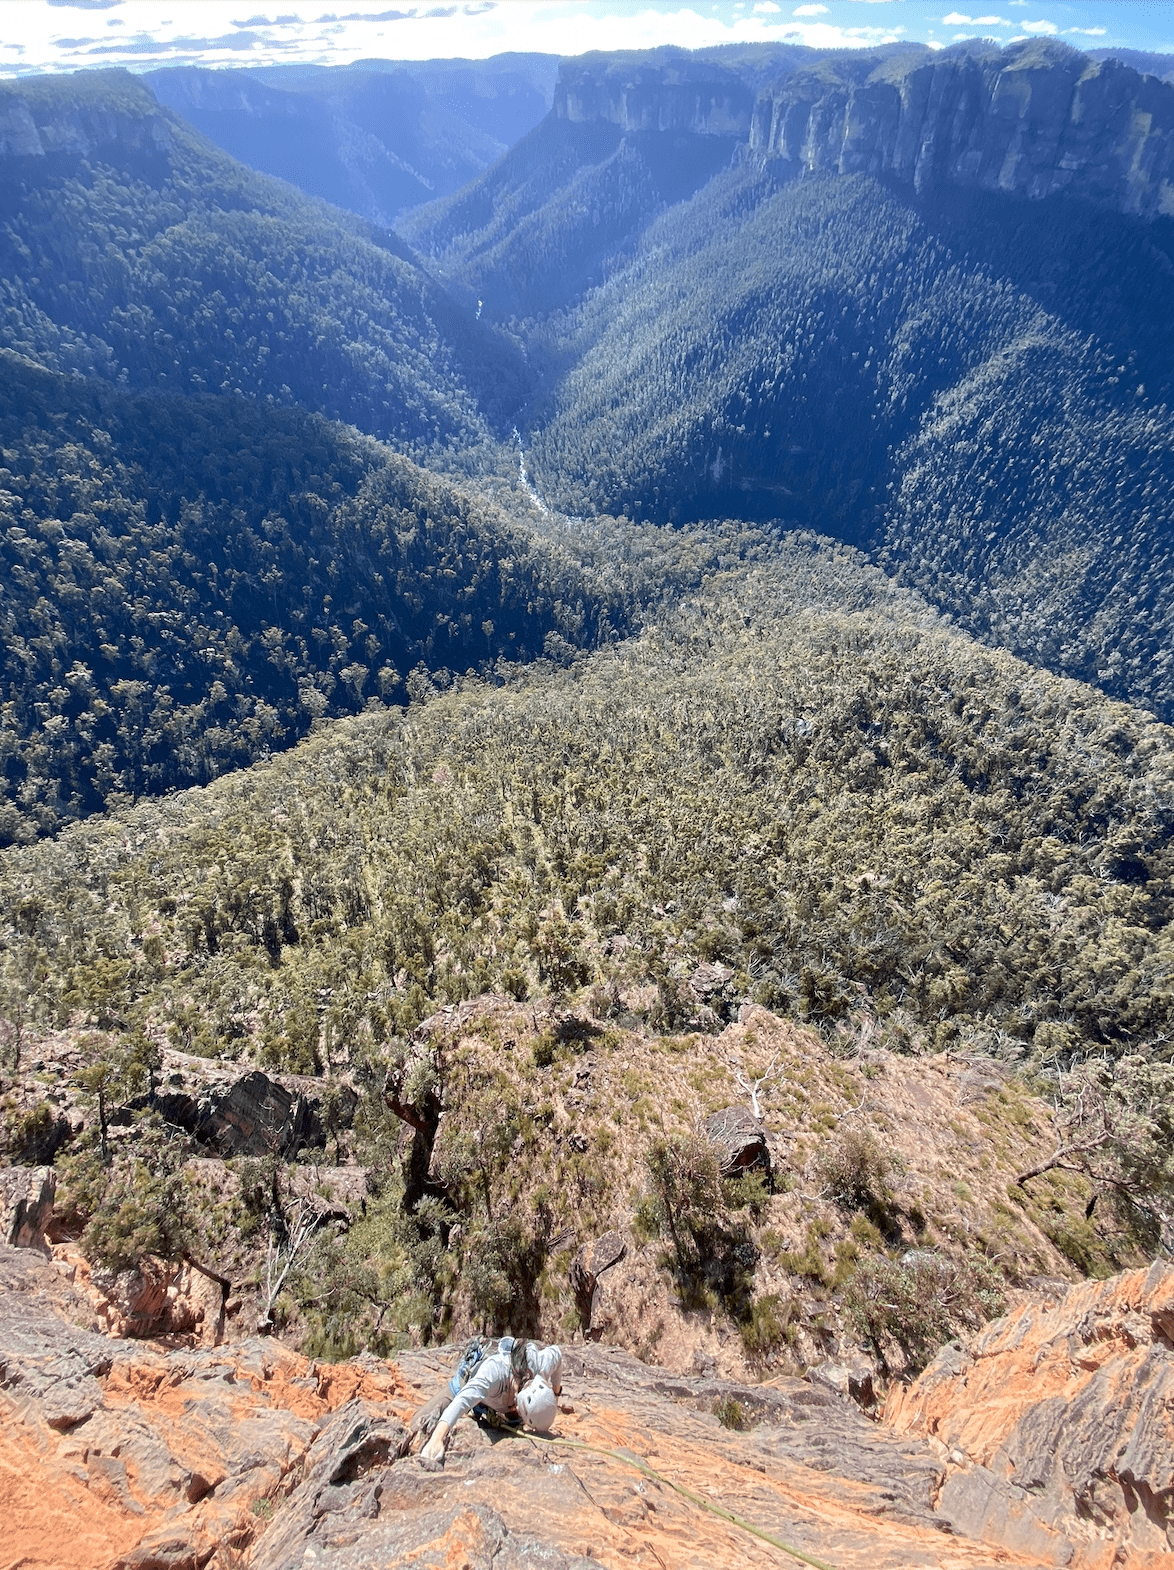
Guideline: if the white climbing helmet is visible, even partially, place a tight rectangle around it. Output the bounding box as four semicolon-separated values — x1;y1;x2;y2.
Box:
517;1375;557;1432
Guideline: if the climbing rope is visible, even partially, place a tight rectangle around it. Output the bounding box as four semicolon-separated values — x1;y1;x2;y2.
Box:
507;1428;837;1570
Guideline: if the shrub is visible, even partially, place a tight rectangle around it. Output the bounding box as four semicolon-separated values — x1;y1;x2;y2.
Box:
57;1117;192;1273
739;1293;797;1362
3;1099;65;1164
843;1250;1005;1374
814;1128;895;1211
713;1395;749;1430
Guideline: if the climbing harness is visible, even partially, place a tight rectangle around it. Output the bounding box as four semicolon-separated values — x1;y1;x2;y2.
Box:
507;1428;837;1570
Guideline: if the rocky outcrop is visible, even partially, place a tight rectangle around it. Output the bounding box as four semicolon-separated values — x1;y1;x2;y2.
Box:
0;1240;1049;1570
9;1231;1174;1569
888;1260;1174;1565
0;72;172;164
154;1065;355;1159
703;1104;772;1179
570;1230;627;1336
750;41;1174;219
2;1164;56;1248
555;54;753;137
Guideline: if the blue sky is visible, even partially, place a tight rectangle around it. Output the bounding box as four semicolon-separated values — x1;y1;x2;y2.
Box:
1;0;1172;75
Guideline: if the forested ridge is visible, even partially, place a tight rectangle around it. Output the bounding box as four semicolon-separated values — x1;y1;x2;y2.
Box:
9;550;1172;1072
0;351;702;843
0;71;528;454
3;546;1173;1343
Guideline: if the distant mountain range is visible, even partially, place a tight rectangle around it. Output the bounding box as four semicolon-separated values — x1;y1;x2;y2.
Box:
403;41;1174;721
146;55;560;226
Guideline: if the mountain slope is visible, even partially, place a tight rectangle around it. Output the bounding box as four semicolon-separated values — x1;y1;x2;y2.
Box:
397;52;752;318
513;46;1174;718
0;352;637;844
0;70;527;451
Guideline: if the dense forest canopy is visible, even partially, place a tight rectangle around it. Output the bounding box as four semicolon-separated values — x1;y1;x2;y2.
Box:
5;543;1171;1080
0;351;701;843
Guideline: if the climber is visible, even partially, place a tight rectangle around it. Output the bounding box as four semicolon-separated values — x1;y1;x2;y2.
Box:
419;1335;562;1464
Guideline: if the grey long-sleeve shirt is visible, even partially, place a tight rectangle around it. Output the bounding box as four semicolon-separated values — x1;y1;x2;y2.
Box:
440;1341;562;1429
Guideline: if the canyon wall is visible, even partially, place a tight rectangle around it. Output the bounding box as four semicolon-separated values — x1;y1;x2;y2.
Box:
749;43;1174;217
554;55;753;137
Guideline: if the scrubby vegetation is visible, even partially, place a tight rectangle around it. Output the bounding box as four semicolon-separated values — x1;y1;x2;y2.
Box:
3;51;1174;1384
1;541;1171;1363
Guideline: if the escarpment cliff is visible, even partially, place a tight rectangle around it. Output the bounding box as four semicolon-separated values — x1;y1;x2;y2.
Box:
0;71;171;165
750;42;1174;218
554;53;753;137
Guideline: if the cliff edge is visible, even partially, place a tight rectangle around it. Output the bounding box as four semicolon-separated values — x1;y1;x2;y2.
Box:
750;41;1174;218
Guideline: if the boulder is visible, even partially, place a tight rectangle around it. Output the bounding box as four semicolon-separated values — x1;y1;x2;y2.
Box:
703;1105;771;1181
806;1359;877;1411
194;1069;316;1158
569;1230;627;1337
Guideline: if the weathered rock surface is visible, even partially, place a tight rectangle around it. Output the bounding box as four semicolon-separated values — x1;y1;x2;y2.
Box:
2;1163;56;1247
703;1104;772;1179
153;1060;355;1159
888;1260;1174;1566
0;74;173;162
751;42;1174;219
0;1236;1119;1570
570;1229;628;1336
555;55;753;137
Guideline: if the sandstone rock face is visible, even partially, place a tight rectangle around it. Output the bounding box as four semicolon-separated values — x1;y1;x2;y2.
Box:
703;1104;771;1179
555;57;753;137
750;43;1174;219
0;77;173;163
887;1260;1174;1566
1;1236;1065;1570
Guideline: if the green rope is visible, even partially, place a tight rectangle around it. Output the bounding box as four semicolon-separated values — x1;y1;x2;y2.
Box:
510;1428;837;1570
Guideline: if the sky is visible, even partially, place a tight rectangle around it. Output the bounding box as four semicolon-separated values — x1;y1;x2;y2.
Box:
1;0;1172;76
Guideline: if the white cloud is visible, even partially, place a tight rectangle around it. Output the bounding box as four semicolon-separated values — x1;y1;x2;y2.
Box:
753;1;781;13
943;12;1010;24
792;2;827;13
1020;18;1058;34
1068;26;1107;36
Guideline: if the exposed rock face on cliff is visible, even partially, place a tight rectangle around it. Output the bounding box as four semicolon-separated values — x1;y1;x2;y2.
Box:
0;1242;1004;1570
7;1237;1174;1570
555;53;753;137
888;1260;1174;1565
0;71;171;164
750;42;1174;218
